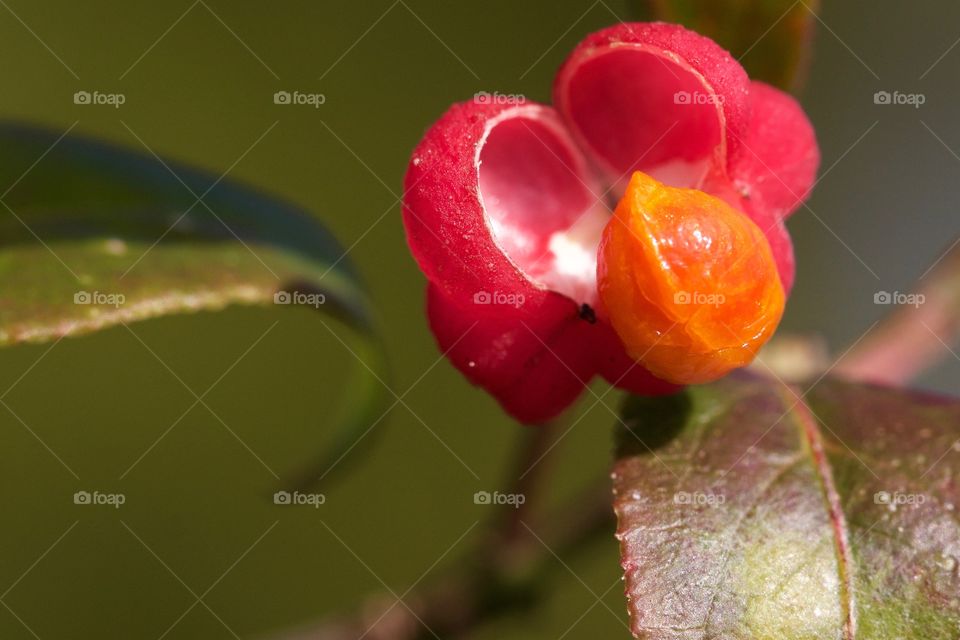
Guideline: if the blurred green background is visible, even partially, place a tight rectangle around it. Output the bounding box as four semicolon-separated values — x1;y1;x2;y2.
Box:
0;1;957;638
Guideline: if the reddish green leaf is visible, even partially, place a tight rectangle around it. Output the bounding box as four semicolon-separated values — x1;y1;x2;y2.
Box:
614;374;960;639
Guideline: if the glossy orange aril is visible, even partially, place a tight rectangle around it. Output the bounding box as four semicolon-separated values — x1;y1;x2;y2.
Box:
598;171;785;385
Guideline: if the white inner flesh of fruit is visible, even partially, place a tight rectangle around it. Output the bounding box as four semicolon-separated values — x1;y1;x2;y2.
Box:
478;107;608;307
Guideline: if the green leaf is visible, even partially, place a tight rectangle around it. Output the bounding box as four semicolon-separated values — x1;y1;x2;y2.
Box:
613;374;960;639
0;122;386;486
630;0;819;91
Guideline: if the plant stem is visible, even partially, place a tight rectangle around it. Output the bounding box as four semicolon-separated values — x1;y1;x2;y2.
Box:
266;478;613;640
498;420;558;543
836;238;960;385
261;413;614;640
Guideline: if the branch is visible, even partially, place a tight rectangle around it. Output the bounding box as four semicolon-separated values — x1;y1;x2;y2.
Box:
259;455;614;640
498;421;558;543
836;238;960;385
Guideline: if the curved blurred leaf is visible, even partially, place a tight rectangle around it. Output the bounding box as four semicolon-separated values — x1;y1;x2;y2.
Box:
0;122;386;486
630;0;819;91
613;374;960;639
